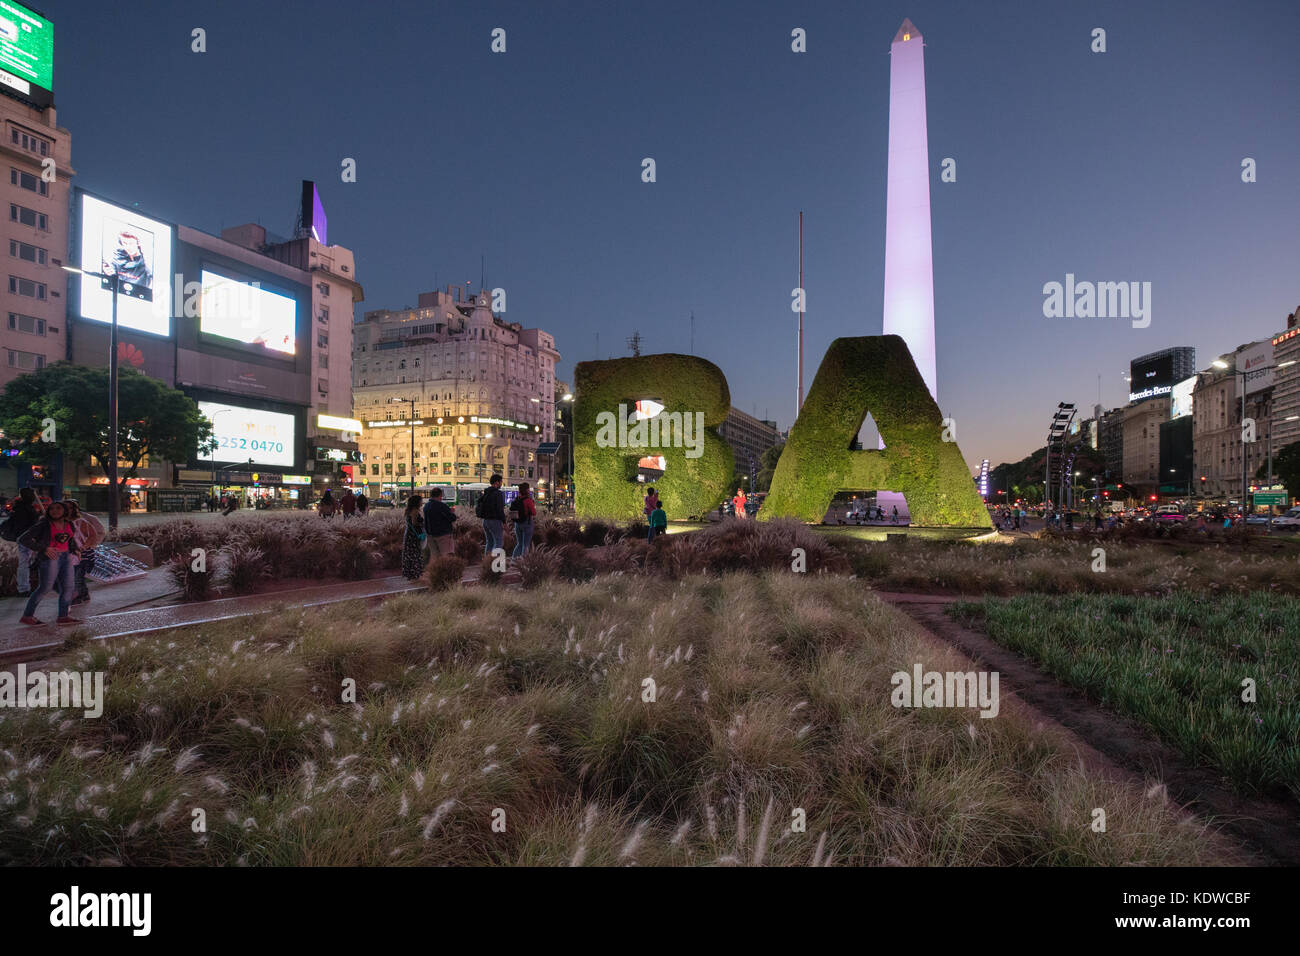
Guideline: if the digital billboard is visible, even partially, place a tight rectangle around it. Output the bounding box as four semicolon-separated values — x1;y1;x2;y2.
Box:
78;194;173;337
302;180;327;245
199;268;297;355
0;1;53;108
1129;353;1175;402
198;402;296;468
1170;375;1197;420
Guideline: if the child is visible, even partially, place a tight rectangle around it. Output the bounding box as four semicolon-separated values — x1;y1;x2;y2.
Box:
647;499;668;542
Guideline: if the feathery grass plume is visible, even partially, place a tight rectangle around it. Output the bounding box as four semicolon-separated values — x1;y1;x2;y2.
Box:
811;831;828;867
618;820;649;862
421;799;457;841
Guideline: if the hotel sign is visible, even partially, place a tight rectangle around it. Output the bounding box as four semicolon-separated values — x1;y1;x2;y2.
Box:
366;419;425;428
470;415;541;433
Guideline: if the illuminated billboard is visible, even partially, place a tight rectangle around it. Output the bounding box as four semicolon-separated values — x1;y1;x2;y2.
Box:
78;194;173;337
1129;353;1175;402
198;402;296;468
0;1;53;108
199;269;296;355
1239;341;1274;396
1170;376;1197;420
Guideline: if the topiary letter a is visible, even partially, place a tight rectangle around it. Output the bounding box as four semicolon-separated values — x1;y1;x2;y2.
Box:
760;335;991;528
574;354;733;519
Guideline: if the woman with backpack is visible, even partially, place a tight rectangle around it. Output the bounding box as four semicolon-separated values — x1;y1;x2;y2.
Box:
401;495;426;579
510;482;537;558
17;499;80;626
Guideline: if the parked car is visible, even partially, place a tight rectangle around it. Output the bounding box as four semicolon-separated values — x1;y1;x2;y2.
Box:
370;498;396;508
1154;505;1186;522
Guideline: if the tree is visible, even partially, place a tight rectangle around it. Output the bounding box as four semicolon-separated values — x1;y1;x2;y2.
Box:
756;442;784;492
0;362;213;496
1256;441;1300;497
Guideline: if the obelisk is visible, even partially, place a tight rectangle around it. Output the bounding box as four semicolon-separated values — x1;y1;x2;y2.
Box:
882;18;937;400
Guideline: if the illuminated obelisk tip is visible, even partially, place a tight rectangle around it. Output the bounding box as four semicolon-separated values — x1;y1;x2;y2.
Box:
882;17;937;400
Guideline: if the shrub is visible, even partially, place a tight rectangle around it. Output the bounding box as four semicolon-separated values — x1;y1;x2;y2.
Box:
579;520;610;548
335;535;374;581
514;546;562;589
426;554;468;592
167;553;213;601
555;543;596;581
222;545;270;594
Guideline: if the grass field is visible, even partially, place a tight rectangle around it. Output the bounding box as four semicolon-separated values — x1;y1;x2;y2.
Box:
950;593;1300;798
0;573;1236;866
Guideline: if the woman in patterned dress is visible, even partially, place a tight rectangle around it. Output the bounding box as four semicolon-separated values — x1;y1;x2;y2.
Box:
401;495;426;580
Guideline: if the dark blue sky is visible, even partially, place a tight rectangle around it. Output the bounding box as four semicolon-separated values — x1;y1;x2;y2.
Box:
49;0;1300;470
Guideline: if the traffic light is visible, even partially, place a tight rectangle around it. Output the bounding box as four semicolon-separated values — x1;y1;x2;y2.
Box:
1149;494;1157;501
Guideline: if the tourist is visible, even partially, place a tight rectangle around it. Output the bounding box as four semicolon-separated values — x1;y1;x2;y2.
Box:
422;487;457;559
4;488;42;596
891;505;899;525
510;482;537;558
356;492;369;516
17;499;80;626
318;489;336;519
648;498;667;541
732;488;748;519
643;485;659;520
340;488;357;519
1093;511;1102;531
477;474;506;555
401;495;425;580
65;501;104;606
1014;508;1022;530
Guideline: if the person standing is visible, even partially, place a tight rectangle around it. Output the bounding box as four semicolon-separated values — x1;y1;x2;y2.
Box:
891;505;899;525
4;488;42;596
318;488;336;519
340;488;357;519
732;488;748;520
648;498;667;541
356;492;369;516
65;501;104;606
643;486;659;520
477;474;506;555
17;500;80;626
401;495;426;580
422;487;457;560
509;482;537;558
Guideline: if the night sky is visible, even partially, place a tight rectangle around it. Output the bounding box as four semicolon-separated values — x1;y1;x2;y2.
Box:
48;0;1300;471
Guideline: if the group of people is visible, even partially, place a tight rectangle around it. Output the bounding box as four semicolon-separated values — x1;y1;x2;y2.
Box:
317;488;368;519
2;488;106;626
397;474;539;580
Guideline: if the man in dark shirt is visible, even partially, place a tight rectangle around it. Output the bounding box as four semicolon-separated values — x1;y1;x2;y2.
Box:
422;488;457;560
478;474;506;555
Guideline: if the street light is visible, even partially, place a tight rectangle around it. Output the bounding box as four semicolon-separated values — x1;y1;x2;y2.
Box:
60;262;121;536
388;397;417;499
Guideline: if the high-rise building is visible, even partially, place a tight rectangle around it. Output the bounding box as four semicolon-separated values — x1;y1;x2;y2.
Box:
1099;407;1125;483
1122;396;1171;489
352;287;560;498
1128;347;1196;404
718;407;780;477
1191;341;1274;502
0;17;70;390
882;18;936;400
1270;307;1300;452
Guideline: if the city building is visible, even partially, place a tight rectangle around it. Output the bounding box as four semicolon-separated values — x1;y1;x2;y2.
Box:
1098;407;1125;483
882;18;937;400
1121;396;1170;490
718;407;781;475
223;192;365;492
1159;416;1193;497
1128;347;1196;404
1191;341;1274;502
352;287;560;499
1271;307;1300;453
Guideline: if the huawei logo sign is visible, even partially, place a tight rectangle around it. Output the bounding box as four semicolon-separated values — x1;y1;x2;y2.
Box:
117;343;146;368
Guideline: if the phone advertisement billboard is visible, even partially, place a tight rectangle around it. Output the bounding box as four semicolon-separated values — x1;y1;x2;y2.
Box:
78;194;173;337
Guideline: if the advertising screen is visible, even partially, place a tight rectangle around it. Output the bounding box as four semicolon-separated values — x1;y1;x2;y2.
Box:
1129;354;1175;402
78;194;173;337
199;269;297;355
1239;341;1274;396
198;402;296;468
0;1;52;107
1170;376;1197;420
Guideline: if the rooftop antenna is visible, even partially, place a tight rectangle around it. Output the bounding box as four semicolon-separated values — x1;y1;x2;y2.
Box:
627;330;643;357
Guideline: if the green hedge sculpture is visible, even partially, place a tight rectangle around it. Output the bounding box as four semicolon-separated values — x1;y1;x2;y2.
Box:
574;354;734;519
760;335;992;528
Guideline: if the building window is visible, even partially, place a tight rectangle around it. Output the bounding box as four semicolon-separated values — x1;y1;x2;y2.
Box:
9;168;48;196
318;306;330;324
9;204;47;230
316;281;330;297
6;349;45;369
8;276;46;300
317;332;329;349
10;128;50;156
317;377;329;393
318;354;328;369
9;240;47;264
7;312;45;335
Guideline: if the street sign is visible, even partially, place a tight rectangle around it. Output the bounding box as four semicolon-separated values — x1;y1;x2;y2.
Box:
1253;490;1289;506
537;442;561;455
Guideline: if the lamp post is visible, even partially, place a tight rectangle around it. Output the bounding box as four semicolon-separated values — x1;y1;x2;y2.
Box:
60;263;121;535
1211;357;1296;517
388;397;417;499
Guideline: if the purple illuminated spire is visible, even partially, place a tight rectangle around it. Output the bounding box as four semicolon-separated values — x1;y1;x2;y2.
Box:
882;17;937;400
